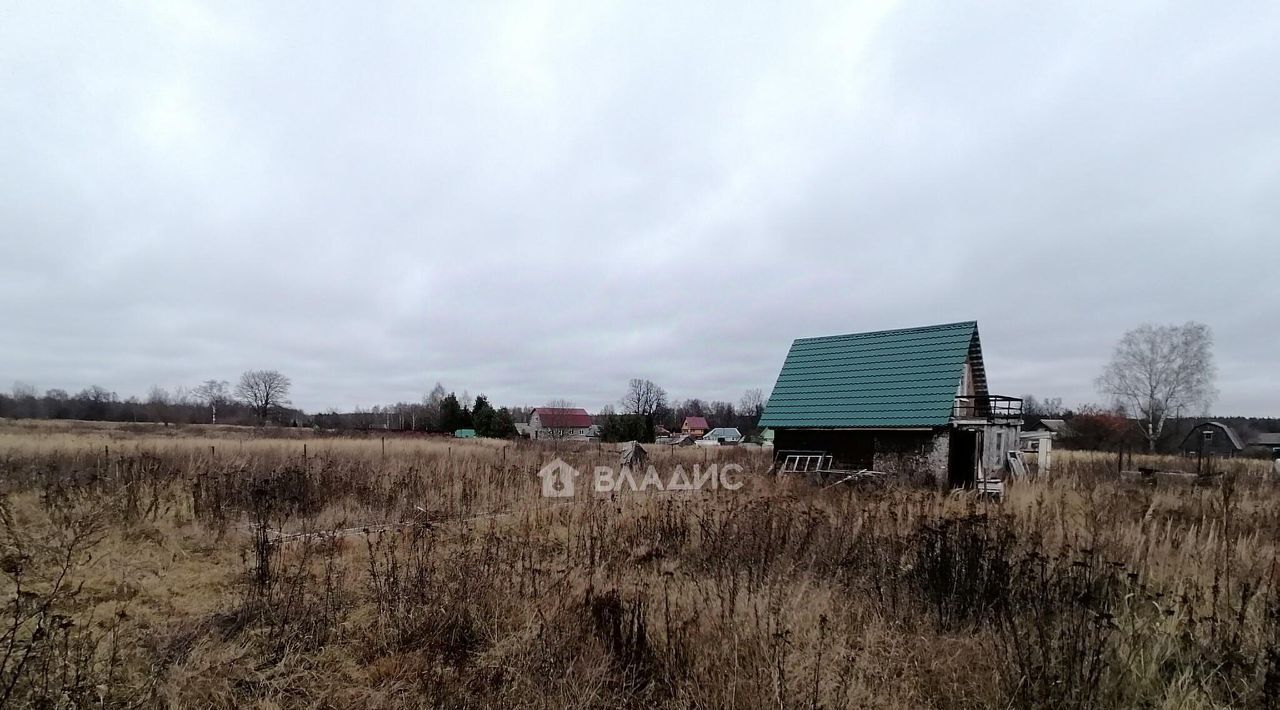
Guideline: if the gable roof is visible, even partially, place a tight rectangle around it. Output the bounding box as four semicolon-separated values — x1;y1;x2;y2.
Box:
702;427;742;440
532;407;593;428
1034;418;1074;436
758;321;983;429
1249;433;1280;447
1179;421;1244;451
682;416;709;430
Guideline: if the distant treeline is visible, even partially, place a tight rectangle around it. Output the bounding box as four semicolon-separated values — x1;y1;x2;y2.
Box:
0;379;770;442
312;391;520;438
0;385;304;428
0;384;516;435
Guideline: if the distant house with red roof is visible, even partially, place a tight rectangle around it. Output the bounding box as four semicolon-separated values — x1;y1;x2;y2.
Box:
682;416;710;437
529;407;597;441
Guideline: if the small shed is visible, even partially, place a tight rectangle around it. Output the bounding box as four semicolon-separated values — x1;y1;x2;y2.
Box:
758;321;1022;487
1179;422;1243;457
620;442;648;470
1028;418;1074;439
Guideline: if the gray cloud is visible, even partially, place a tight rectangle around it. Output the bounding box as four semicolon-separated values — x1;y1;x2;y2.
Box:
2;1;1277;414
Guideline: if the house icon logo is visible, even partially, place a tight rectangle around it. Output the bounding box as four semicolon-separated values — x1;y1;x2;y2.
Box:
538;458;579;498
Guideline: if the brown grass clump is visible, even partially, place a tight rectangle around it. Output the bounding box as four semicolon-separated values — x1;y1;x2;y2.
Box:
0;420;1278;708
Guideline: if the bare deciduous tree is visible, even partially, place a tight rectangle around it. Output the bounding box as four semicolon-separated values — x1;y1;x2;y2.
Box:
737;388;767;433
1097;322;1216;451
621;379;666;417
193;379;231;425
1021;395;1065;417
146;386;172;425
235;370;291;424
420;382;447;432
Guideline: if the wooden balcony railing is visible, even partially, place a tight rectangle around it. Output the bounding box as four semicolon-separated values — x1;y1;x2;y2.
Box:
952;395;1023;421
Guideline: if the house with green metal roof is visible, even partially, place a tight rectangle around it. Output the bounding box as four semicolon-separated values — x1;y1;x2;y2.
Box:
759;321;1022;487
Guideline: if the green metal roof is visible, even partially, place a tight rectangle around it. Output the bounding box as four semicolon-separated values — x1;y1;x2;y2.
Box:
758;321;983;429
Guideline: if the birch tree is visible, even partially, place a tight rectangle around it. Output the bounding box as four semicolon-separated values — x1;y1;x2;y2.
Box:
1096;322;1216;451
194;379;230;424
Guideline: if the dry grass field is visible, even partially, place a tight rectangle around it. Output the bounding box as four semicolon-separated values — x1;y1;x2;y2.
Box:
1;419;1278;708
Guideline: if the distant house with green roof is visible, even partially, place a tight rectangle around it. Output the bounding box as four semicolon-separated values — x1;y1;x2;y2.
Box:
759;321;1022;487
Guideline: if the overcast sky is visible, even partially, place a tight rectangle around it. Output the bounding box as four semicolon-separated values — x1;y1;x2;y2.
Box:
2;1;1278;415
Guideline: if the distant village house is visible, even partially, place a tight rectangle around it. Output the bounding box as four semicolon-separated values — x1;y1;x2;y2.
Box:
1247;432;1280;458
528;407;596;440
696;427;743;446
681;416;709;437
